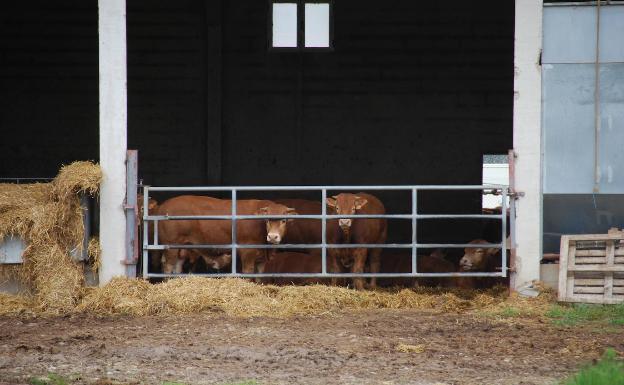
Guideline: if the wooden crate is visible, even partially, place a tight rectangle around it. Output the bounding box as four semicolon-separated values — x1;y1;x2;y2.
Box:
558;230;624;304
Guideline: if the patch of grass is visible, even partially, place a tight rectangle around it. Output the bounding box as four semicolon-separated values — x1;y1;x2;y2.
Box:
547;303;624;326
29;374;70;385
498;306;522;318
562;349;624;385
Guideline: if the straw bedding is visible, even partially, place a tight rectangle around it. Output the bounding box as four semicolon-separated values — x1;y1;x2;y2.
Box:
0;274;555;318
73;277;546;318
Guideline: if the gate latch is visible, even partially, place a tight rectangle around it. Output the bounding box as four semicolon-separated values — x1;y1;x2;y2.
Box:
508;190;525;199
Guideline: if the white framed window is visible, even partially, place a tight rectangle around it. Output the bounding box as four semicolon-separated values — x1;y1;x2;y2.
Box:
270;1;333;50
272;3;298;47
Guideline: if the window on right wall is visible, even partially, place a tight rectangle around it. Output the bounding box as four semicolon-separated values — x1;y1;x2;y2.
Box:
270;1;332;50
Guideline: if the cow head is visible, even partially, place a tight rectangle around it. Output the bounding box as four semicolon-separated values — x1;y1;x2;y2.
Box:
459;239;499;271
256;203;297;244
326;193;368;233
202;253;232;270
137;194;158;221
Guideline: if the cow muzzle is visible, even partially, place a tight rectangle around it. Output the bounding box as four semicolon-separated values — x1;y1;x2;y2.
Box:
338;219;352;229
459;258;473;271
267;233;282;244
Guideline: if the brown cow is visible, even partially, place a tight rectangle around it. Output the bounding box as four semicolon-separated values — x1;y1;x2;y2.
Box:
326;192;387;290
377;249;458;288
457;239;509;288
262;251;322;285
273;199;339;256
155;195;296;275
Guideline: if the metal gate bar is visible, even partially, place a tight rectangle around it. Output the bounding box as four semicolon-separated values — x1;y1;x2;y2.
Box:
142;185;510;279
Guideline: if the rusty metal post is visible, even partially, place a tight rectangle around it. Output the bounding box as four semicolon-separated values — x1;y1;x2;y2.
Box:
508;149;517;292
125;150;138;277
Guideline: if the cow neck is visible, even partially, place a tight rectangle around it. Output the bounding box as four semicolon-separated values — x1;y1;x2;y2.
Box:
341;228;352;243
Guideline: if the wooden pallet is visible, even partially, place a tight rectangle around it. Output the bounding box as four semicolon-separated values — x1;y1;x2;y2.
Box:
558;229;624;304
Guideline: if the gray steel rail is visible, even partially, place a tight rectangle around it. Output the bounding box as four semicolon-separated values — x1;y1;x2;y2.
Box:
141;185;510;279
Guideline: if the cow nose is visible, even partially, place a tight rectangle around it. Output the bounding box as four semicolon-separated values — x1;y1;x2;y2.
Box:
339;219;352;228
459;258;472;270
267;233;281;244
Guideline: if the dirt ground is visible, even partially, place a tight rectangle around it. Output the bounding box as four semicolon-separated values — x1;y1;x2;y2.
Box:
0;310;622;385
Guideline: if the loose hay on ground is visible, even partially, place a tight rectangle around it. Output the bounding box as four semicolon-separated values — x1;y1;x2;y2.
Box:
0;293;36;316
75;277;533;318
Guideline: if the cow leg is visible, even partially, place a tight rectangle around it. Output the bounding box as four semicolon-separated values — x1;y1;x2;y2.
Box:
351;248;368;290
368;247;382;289
239;249;259;278
161;249;179;275
174;254;185;274
327;250;342;286
149;250;162;274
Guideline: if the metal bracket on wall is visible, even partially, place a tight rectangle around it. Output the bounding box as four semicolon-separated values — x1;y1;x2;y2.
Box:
509;190;525;199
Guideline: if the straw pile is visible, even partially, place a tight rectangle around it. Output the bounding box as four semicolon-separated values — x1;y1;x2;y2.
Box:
0;161;101;314
75;277;521;318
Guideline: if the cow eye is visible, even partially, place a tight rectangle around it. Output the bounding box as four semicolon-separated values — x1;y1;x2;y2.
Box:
281;219;287;224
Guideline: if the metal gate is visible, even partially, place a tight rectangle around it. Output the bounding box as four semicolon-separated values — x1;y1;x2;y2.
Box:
142;185;513;279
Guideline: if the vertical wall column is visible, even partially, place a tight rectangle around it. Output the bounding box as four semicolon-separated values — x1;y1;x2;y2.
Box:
513;0;543;289
98;0;128;285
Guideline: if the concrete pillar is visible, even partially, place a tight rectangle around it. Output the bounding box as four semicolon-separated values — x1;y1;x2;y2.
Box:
513;0;543;289
98;0;128;285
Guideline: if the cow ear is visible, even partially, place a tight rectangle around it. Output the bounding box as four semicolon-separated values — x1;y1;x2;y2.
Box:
256;207;269;215
326;197;337;208
354;196;368;210
148;200;158;210
286;207;297;221
486;248;499;256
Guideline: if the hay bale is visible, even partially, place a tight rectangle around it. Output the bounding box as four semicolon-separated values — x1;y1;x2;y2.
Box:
87;236;101;273
52;161;102;201
0;161;101;313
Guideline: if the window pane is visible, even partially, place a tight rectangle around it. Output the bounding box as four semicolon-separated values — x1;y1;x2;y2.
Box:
542;64;596;193
273;3;297;48
598;63;624;192
599;6;624;63
305;3;329;48
542;6;596;64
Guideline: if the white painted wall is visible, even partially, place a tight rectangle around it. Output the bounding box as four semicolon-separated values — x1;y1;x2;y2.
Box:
98;0;128;285
513;0;543;289
482;164;510;209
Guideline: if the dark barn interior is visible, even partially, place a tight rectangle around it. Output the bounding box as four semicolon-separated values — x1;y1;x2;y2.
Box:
0;0;514;248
